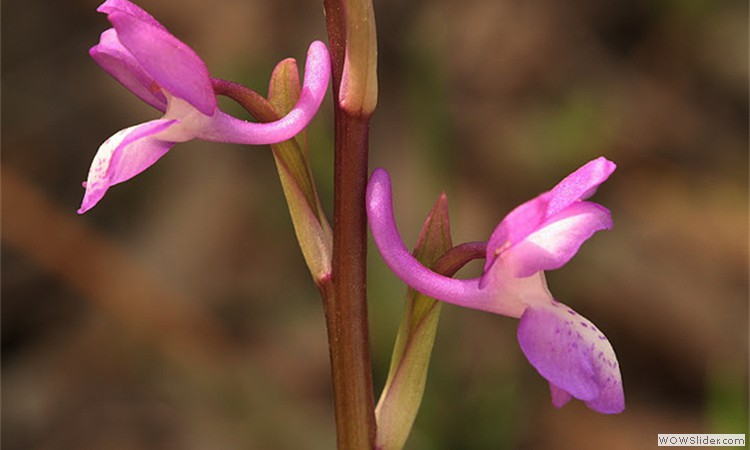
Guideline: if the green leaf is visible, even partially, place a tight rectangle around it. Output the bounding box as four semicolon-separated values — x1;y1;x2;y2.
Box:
375;193;452;450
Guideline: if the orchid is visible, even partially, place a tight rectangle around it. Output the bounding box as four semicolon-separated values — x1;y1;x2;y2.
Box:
74;0;630;445
79;0;330;214
366;157;624;414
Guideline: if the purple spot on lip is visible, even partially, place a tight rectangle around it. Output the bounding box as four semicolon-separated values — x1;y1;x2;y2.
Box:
567;309;576;316
580;322;588;328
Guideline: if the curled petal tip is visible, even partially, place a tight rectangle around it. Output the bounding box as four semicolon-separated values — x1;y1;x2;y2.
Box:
366;168;394;229
200;41;330;145
366;168;498;311
309;40;330;59
550;157;617;210
369;167;390;189
593;156;617;174
302;41;331;107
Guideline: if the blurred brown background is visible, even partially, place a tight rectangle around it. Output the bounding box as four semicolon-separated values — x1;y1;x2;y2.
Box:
2;0;748;449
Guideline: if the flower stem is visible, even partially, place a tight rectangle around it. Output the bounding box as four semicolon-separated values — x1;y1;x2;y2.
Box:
326;111;376;449
433;242;487;276
322;0;377;447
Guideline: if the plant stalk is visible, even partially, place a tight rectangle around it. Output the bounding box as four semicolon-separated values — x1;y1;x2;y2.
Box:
322;0;377;447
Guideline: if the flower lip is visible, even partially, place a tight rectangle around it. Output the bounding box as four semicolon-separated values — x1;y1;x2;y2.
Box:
78;118;177;214
517;302;625;414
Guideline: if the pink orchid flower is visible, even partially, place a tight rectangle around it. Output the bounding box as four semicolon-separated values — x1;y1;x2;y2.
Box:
366;157;624;414
79;0;330;213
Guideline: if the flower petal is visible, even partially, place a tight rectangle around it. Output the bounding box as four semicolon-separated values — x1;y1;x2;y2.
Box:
106;10;216;115
505;201;613;277
97;0;166;29
78;119;177;214
549;383;573;408
547;157;616;217
197;41;331;145
517;301;624;414
365;168;520;315
485;157;615;273
90;28;167;111
484;192;551;272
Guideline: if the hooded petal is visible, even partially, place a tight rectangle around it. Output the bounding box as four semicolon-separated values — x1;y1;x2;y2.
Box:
97;0;166;29
484;192;551;272
105;10;216;115
485;157;616;274
517;300;624;414
90;28;167;111
78;119;177;214
504;201;613;278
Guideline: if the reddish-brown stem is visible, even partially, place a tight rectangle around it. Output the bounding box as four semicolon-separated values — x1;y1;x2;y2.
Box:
322;0;377;448
211;78;279;122
433;242;487;276
325;113;375;450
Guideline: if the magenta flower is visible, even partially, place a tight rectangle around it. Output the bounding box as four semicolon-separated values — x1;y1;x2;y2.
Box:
79;0;331;214
366;157;624;414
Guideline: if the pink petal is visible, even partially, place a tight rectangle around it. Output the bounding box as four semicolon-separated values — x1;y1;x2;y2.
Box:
549;383;573;408
106;10;216;115
517;301;624;414
485;157;615;274
505;201;613;277
198;41;332;145
78;119;176;214
547;157;616;217
90;29;167;112
97;0;166;30
365;168;520;315
484;192;551;272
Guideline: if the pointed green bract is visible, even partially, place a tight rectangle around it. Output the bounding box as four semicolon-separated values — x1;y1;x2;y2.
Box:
267;59;332;283
375;193;452;450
